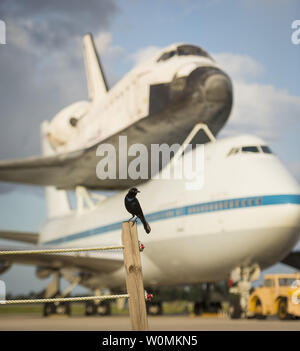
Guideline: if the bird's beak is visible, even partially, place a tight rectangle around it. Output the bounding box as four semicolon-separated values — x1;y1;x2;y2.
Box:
137;190;140;193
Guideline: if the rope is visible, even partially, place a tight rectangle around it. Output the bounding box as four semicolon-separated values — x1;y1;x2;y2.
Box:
0;246;124;255
1;294;129;305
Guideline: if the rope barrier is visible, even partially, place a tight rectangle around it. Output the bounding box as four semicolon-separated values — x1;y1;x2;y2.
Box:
1;294;129;305
0;245;124;255
0;222;148;330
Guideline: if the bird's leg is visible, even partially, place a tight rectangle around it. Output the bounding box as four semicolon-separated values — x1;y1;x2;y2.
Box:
131;217;138;227
128;215;136;222
129;216;137;226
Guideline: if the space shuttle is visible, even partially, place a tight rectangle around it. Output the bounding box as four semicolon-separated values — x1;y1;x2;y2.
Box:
0;33;232;190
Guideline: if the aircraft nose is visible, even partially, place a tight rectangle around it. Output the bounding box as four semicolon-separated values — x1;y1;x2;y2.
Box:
258;200;300;267
204;73;232;102
186;66;233;104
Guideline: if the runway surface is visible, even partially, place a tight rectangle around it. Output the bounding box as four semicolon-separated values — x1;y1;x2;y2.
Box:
0;314;299;331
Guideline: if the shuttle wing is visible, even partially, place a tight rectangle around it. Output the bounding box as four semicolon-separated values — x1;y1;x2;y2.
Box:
0;148;87;189
0;245;123;274
0;139;137;190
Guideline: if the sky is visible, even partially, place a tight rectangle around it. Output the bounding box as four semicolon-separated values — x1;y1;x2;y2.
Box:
0;0;299;295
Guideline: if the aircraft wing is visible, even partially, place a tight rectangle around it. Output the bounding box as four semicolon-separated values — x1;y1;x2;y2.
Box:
0;230;39;244
281;251;300;271
0;245;123;274
0;148;88;189
0;115;163;190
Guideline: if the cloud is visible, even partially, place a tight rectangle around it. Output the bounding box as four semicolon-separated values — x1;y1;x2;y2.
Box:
94;32;124;58
222;81;300;140
288;162;300;183
215;53;300;141
213;53;264;81
0;0;119;158
93;32;126;86
0;0;118;49
130;45;162;65
0;1;119;195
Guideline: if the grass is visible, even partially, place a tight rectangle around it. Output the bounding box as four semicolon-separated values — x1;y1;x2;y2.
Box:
162;300;192;315
0;301;192;316
0;304;43;314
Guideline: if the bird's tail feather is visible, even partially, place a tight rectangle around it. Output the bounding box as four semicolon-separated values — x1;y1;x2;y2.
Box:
141;217;151;234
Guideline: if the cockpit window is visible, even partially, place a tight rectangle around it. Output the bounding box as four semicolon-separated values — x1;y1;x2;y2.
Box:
157;45;211;62
261;145;272;154
241;146;259;153
227;145;273;157
177;45;210;58
157;50;176;62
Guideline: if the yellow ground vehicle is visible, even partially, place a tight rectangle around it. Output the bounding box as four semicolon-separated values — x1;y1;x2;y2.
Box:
248;273;300;319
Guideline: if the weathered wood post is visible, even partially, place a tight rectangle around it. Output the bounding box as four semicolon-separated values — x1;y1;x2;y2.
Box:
121;221;148;331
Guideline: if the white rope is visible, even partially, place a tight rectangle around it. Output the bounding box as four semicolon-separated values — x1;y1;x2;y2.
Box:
1;294;129;305
0;246;124;255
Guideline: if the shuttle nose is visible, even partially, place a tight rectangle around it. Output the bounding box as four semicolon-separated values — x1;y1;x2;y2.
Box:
186;66;232;104
149;64;233;135
204;73;232;103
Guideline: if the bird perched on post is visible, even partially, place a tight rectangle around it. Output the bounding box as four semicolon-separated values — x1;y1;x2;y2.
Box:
124;187;151;234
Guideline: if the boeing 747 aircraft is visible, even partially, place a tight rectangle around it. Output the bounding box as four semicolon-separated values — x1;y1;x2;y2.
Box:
1;132;299;317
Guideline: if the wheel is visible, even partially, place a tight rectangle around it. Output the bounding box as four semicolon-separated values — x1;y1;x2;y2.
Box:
147;302;163;316
254;299;266;320
56;302;71;316
43;302;56;317
278;299;290;320
65;302;71;316
229;299;242;319
96;302;111;316
85;301;96;316
193;302;203;316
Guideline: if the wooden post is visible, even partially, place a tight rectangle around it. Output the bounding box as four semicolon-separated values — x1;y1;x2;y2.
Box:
122;221;148;331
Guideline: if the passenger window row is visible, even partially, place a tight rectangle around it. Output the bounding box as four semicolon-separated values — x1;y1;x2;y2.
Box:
187;196;262;215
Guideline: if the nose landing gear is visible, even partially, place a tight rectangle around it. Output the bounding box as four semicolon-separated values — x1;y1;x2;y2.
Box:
229;264;261;319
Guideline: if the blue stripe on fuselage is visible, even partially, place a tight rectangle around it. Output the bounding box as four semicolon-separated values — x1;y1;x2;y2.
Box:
44;194;300;245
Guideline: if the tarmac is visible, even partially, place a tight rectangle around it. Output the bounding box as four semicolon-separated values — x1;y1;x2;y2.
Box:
0;314;299;331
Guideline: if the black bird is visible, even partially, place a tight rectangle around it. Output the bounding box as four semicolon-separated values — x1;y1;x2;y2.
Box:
124;187;151;234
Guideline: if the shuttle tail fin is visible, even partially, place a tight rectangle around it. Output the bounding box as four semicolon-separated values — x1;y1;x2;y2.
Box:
41;121;71;219
82;33;108;101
